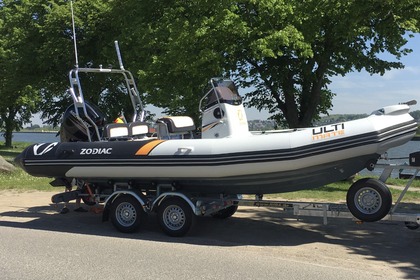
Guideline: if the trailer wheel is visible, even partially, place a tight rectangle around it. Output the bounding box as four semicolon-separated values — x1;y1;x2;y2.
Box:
158;197;194;237
110;195;145;233
346;178;392;222
211;205;238;219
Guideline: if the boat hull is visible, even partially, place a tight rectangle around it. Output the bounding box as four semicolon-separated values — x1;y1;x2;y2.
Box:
170;153;379;194
15;112;417;194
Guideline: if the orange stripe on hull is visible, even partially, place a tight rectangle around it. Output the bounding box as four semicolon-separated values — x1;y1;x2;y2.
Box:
135;140;165;156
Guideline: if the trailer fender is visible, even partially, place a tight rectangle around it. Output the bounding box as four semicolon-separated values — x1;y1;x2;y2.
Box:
102;191;147;222
151;192;198;215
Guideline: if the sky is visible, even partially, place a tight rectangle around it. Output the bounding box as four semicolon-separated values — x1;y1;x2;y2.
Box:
31;35;420;124
327;35;420;115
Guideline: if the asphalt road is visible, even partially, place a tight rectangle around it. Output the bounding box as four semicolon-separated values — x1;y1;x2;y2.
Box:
0;191;420;280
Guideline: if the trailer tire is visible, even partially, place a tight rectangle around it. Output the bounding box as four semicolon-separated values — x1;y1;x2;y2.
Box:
346;178;392;222
110;194;145;233
211;205;238;219
158;197;195;237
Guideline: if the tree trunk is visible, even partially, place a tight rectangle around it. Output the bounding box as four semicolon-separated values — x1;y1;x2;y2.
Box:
1;108;18;148
298;58;329;127
4;129;13;148
281;71;300;128
3;112;16;148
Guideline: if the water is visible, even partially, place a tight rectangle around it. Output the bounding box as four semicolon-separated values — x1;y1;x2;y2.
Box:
381;140;420;164
1;132;59;144
359;140;420;178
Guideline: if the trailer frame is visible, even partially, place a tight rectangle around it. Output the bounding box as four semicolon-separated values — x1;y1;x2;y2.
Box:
52;164;420;236
236;163;420;229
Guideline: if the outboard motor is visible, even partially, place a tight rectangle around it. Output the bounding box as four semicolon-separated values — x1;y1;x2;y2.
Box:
60;101;106;142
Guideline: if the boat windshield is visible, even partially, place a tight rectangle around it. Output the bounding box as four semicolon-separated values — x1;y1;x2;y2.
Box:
201;78;242;110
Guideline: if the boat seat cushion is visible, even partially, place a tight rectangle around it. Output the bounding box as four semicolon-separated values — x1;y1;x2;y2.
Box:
157;116;195;133
129;121;149;137
105;123;129;138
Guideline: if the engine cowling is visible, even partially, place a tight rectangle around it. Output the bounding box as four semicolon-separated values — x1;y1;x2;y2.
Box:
60;102;106;142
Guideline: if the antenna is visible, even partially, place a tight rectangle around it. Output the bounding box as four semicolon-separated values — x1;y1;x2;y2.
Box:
115;41;125;70
70;1;79;68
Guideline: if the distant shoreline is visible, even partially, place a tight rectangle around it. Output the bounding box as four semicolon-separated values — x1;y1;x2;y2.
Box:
14;131;57;134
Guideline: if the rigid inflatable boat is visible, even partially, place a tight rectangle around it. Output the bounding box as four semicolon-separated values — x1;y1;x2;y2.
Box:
15;65;417;195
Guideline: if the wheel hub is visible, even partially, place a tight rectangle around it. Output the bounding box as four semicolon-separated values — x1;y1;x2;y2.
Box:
171;213;180;222
116;203;136;226
164;206;185;230
355;188;381;214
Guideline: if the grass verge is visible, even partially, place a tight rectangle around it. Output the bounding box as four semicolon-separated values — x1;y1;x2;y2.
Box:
1;142;55;192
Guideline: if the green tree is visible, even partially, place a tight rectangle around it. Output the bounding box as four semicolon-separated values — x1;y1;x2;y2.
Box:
4;0;419;138
110;0;420;128
234;0;420;127
410;110;420;121
108;0;228;124
0;0;146;136
36;0;135;126
0;0;42;147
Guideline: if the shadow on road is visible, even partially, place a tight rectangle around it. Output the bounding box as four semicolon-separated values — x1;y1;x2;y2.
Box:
1;201;420;279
